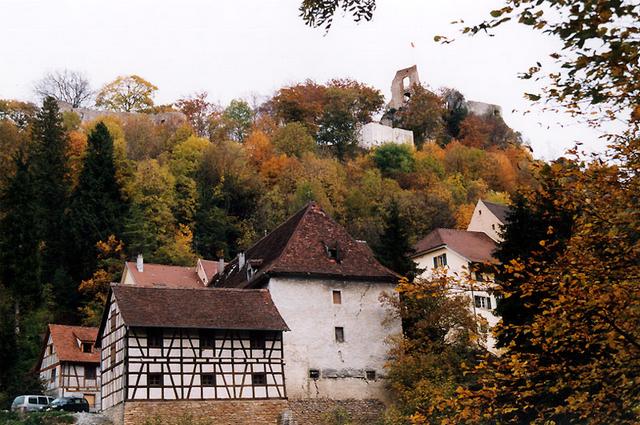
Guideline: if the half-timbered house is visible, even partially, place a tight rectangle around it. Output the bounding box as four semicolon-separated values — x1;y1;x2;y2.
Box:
95;285;289;423
36;324;101;411
215;202;402;401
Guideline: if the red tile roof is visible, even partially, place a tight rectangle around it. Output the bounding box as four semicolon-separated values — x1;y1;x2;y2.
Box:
45;324;100;365
217;203;398;288
413;228;497;263
108;286;289;332
125;262;215;288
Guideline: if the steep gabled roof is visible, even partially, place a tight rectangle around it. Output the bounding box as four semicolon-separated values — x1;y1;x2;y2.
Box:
124;261;220;288
482;200;509;224
413;228;497;263
217;203;397;288
110;285;288;332
37;325;100;370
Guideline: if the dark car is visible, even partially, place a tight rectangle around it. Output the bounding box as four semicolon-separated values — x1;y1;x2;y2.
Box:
46;396;90;412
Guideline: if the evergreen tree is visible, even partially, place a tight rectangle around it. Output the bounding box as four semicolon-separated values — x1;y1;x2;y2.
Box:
68;122;125;281
493;166;574;349
374;199;418;279
30;96;71;283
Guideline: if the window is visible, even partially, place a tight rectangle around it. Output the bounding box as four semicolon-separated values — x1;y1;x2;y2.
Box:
110;311;116;332
201;373;215;386
252;372;266;385
147;328;163;348
85;366;96;380
199;330;215;349
433;253;447;268
47;344;53;356
110;345;116;364
51;367;56;383
38;396;48;405
148;373;163;387
250;332;266;349
332;290;342;305
28;397;37;404
309;369;320;380
335;327;345;343
474;296;491;310
82;342;92;353
366;370;376;380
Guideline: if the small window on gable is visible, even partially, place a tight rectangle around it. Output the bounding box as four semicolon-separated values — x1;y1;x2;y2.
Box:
148;372;162;387
110;345;116;364
366;370;376;380
309;369;320;380
51;367;57;383
479;209;482;215
434;254;447;268
332;290;342;305
110;311;116;332
335;327;345;343
252;372;266;385
200;330;215;349
250;332;266;350
82;342;92;353
147;328;163;348
201;373;215;386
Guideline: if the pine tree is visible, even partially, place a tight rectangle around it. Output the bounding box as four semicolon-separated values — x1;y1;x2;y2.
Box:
374;199;418;279
68;122;125;281
493;167;574;349
0;151;42;307
30;96;70;280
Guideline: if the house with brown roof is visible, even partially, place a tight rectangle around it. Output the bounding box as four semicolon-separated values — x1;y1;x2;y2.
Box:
215;202;402;401
95;285;289;424
412;199;510;353
36;324;101;411
120;257;222;288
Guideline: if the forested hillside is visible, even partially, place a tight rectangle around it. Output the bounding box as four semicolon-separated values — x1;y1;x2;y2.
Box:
0;76;537;406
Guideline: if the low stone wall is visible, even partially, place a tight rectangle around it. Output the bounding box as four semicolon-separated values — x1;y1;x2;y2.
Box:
123;399;288;425
286;399;385;425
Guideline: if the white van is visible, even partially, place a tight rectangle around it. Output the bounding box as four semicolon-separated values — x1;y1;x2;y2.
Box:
10;395;55;412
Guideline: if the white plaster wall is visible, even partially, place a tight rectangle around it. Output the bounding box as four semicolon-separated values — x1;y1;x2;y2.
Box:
467;201;504;242
358;122;414;149
101;297;126;410
413;247;500;353
267;277;401;401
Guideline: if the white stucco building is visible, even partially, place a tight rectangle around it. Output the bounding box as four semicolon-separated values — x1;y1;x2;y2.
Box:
412;199;509;353
358;122;414;149
216;202;402;401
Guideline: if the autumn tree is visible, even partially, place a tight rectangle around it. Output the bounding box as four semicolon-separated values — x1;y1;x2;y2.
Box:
394;84;445;149
272;122;315;157
381;274;484;424
34;69;93;108
209;99;253;143
372;143;416;177
95;75;158;112
175;91;217;137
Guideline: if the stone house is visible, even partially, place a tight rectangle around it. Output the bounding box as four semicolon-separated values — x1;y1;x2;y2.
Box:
36;324;101;411
215;202;402;401
411;199;509;352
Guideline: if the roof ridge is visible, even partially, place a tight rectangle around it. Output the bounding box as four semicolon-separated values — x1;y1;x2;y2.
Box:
115;285;267;293
260;202;315;272
49;324;98;330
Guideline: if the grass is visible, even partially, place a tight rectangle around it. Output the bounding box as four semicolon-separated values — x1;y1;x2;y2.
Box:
0;411;74;425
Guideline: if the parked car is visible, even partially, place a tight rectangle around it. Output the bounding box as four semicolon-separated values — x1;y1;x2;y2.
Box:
46;396;90;412
11;395;55;412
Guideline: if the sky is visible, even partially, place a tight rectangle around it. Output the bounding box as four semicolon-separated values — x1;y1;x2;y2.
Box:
0;0;611;159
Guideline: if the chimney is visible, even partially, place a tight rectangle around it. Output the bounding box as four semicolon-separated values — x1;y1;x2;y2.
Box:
238;252;245;269
136;254;144;272
217;258;225;275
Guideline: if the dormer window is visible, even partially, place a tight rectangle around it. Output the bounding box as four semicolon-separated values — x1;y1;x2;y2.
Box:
82;342;93;353
323;241;342;263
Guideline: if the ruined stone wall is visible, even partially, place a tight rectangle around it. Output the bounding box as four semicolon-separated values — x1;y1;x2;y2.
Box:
123;399;288;425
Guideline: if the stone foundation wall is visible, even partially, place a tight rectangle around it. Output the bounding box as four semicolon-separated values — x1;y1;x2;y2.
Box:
286;399;385;425
102;402;125;425
123;399;288;425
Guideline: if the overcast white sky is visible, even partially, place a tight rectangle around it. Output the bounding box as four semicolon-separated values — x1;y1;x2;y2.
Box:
1;0;611;159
